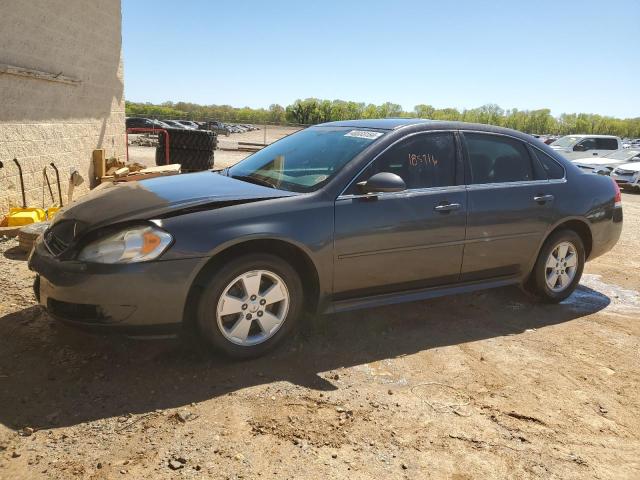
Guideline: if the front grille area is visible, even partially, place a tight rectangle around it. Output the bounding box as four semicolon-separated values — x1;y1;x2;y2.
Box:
48;298;105;323
44;230;69;255
43;220;81;256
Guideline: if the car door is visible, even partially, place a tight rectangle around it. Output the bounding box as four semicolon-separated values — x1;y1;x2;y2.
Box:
460;132;555;281
333;131;467;299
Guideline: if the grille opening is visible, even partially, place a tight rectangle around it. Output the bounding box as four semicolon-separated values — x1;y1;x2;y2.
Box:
44;231;69;255
47;298;105;323
44;220;80;256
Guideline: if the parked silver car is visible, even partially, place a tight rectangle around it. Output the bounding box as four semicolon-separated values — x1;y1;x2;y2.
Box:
572;149;640;175
611;161;640;191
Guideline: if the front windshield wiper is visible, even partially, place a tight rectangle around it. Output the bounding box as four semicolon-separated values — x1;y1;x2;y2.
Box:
230;174;276;189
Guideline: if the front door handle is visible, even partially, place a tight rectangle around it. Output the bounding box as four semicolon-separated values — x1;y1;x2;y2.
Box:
434;202;462;212
533;194;554;204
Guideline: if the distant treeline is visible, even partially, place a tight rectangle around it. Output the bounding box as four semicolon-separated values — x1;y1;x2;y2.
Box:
126;99;640;137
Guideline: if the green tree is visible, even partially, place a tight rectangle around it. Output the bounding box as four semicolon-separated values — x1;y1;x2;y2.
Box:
126;100;640;136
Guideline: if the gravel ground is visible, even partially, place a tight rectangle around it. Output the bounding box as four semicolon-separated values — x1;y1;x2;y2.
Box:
0;191;638;479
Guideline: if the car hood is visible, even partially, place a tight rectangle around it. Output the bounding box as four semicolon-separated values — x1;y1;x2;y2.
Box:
614;161;640;172
571;157;627;167
53;171;297;232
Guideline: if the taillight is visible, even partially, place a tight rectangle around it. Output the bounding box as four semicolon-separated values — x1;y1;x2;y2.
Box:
612;178;622;208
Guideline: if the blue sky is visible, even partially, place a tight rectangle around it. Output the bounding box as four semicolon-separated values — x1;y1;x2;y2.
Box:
122;0;640;118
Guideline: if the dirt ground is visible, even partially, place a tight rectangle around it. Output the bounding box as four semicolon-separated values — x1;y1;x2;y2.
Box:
0;189;639;479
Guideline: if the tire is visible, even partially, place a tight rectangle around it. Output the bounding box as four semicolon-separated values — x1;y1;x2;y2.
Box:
525;229;585;303
196;254;303;359
162;128;217;151
156;128;217;170
155;146;214;171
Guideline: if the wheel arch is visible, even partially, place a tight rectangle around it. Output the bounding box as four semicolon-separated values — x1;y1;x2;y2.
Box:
547;219;593;260
182;238;321;330
546;218;593;260
528;218;593;277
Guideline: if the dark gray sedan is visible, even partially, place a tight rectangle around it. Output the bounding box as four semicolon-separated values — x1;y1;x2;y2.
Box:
29;119;623;358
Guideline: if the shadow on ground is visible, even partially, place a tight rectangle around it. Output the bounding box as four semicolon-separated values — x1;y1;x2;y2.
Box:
2;246;27;261
0;285;609;430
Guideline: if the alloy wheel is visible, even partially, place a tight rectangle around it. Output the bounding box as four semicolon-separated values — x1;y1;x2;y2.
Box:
544;241;578;292
216;270;290;346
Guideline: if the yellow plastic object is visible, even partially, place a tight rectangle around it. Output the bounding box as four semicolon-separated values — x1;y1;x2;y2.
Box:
46;207;60;219
6;207;46;226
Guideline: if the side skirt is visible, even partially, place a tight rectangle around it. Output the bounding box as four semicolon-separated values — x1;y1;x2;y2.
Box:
326;276;520;314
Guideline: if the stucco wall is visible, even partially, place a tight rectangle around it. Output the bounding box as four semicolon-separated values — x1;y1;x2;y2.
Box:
0;0;124;216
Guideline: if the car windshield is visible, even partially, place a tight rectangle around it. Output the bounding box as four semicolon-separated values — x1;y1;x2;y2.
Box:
551;136;581;148
227;126;386;192
604;149;640;160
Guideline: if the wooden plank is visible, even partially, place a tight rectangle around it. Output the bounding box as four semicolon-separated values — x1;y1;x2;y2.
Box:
92;149;106;180
139;164;181;174
0;63;81;85
114;167;130;178
237;147;261;152
0;225;21;238
101;170;180;183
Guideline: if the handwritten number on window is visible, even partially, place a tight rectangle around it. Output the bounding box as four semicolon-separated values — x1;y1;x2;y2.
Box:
408;153;438;167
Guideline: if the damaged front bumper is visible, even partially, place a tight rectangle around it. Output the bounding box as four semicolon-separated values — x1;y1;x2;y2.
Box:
28;237;202;335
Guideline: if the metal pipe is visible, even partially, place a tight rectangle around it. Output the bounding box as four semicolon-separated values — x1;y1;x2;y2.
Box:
43;167;55;204
13;158;27;208
50;162;63;207
126;127;170;165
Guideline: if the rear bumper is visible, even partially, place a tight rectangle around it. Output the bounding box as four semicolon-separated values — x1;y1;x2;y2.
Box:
28;238;203;331
588;206;623;261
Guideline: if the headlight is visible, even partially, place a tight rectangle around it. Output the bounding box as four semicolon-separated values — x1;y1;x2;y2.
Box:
77;225;172;264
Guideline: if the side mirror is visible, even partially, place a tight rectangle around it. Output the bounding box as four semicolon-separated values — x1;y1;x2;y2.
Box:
357;172;406;194
573;144;587;152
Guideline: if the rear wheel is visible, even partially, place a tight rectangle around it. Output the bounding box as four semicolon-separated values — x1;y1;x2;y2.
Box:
526;229;585;303
196;254;303;358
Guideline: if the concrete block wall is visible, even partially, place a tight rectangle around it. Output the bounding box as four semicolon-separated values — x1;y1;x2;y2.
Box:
0;0;125;215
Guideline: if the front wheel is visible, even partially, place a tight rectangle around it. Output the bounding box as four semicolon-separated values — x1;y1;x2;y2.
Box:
525;229;585;303
196;254;303;359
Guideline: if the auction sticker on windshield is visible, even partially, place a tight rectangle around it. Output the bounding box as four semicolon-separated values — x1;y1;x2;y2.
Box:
344;130;384;140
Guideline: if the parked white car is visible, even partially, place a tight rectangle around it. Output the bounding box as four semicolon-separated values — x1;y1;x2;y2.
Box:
572;149;640;174
550;134;622;160
611;161;640;191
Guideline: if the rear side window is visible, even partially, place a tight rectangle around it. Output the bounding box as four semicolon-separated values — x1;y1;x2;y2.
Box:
464;133;533;184
595;138;619;150
533;149;565;179
352;132;457;191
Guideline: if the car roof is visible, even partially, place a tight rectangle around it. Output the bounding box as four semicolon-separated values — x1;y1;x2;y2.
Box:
316;118;440;130
560;134;619;138
314;118;535;140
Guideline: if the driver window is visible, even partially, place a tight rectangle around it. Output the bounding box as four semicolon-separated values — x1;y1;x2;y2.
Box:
575;138;597;151
349;132;456;193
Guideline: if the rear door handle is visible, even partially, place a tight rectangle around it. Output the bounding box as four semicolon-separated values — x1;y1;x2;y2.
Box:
534;194;554;204
434;202;462;212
